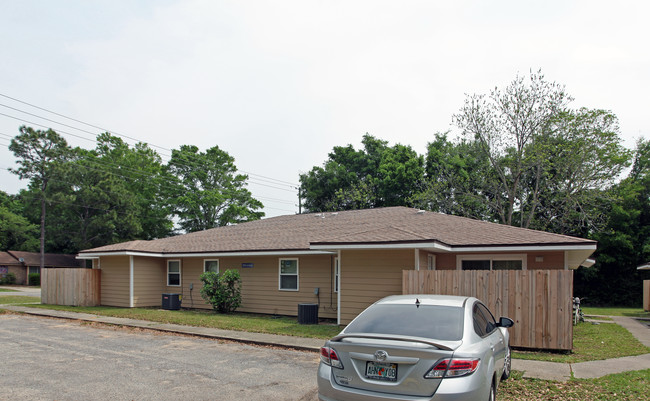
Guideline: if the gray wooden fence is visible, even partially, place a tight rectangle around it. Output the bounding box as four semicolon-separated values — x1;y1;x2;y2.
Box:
403;270;573;350
41;268;101;306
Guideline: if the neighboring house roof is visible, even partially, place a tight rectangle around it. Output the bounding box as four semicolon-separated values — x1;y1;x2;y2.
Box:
79;207;596;267
4;251;83;268
638;262;650;270
0;252;22;266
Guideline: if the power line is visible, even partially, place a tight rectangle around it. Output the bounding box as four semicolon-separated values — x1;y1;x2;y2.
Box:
0;93;300;187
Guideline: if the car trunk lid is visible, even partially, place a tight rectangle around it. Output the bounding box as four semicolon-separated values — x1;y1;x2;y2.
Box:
327;336;460;397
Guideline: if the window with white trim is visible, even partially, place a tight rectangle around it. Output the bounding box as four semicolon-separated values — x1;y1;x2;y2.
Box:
204;259;219;273
279;258;299;291
457;254;526;271
167;260;181;286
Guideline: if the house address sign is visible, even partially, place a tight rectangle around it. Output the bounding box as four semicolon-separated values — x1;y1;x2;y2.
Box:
241;263;254;268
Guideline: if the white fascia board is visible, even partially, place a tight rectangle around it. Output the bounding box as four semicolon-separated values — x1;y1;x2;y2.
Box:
638;263;650;270
76;256;99;260
78;250;336;259
453;244;597;253
78;251;164;258
310;243;595;253
310;242;453;252
166;250;336;257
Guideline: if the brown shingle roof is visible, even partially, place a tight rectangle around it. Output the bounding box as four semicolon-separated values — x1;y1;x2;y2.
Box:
6;251;84;268
80;207;595;255
0;252;22;265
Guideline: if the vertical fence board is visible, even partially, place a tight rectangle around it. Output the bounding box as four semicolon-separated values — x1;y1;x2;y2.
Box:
403;270;573;350
40;268;101;306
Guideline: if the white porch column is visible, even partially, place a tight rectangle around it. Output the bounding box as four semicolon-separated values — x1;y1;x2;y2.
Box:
129;255;134;307
337;250;341;326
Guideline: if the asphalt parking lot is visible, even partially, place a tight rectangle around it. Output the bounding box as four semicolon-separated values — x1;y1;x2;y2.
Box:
0;314;319;400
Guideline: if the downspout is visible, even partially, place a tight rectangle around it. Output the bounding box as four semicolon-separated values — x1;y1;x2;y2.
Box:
129;255;134;308
337;250;341;326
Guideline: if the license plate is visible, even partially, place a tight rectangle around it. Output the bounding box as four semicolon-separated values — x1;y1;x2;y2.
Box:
366;361;398;381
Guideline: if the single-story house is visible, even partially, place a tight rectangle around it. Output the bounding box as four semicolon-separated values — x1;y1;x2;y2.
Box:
0;251;85;285
78;207;597;325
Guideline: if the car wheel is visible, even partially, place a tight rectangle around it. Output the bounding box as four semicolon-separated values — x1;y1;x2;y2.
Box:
501;346;511;380
488;381;496;401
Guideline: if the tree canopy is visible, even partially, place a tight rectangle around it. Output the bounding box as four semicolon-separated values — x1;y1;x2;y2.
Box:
299;134;424;211
3;130;264;252
166;145;264;232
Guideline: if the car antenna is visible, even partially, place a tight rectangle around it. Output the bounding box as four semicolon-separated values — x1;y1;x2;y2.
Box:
415;298;420;308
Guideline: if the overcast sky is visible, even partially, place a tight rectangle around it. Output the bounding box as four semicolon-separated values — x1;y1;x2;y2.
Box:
1;0;648;218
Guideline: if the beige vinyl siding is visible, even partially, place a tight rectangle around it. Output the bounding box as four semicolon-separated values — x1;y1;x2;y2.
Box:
132;256;166;306
100;256;131;307
339;249;414;324
167;255;337;319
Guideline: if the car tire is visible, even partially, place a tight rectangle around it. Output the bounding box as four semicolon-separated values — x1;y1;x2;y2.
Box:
488;381;496;401
501;346;511;380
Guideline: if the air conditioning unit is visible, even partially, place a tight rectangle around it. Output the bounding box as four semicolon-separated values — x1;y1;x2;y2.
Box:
162;293;181;310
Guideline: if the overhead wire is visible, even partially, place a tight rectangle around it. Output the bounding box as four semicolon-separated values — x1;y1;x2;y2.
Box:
0;93;300;188
0;95;301;211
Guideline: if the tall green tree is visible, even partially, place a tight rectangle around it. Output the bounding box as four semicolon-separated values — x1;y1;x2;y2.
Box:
575;139;650;305
524;108;631;236
42;145;143;252
0;191;39;251
299;134;424;212
9;126;72;268
167;145;263;232
453;70;571;227
93;134;173;239
414;133;494;220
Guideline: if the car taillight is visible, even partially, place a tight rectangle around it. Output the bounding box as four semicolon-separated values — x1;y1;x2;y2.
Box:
425;358;480;378
320;346;344;369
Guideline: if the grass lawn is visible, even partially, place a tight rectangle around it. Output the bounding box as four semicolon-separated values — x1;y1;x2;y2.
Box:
513;321;650;363
582;306;650;319
0;295;41;304
0;289;19;292
500;369;650;400
22;304;343;339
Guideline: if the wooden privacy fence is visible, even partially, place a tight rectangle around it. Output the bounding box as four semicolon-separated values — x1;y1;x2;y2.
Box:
644;280;650;312
403;270;573;351
41;268;101;307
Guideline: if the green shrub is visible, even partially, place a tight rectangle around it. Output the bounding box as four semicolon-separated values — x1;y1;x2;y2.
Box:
199;269;242;314
3;272;16;285
28;273;40;286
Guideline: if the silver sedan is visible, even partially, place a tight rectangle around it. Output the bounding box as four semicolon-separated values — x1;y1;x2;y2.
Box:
317;294;513;401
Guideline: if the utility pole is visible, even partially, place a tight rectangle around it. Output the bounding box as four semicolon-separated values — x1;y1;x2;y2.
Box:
297;186;302;214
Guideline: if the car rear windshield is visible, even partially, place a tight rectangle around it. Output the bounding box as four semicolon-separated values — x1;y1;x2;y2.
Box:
344;304;464;341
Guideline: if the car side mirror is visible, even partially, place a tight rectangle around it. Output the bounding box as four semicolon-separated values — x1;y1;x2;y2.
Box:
497;317;514;328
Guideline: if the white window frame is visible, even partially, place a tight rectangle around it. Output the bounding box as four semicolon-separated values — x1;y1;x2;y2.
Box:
203;259;220;274
334;257;340;293
167;259;182;287
456;254;527;271
279;258;299;291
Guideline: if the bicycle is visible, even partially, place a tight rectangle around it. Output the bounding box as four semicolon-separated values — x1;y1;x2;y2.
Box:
573;297;585;325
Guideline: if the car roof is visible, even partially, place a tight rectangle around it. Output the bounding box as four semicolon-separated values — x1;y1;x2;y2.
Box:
375;294;472;308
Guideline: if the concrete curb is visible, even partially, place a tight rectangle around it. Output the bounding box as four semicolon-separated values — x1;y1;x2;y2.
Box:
2;304;648;382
